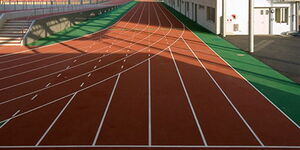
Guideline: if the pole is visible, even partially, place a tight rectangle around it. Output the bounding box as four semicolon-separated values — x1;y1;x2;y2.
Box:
222;0;226;37
249;0;254;53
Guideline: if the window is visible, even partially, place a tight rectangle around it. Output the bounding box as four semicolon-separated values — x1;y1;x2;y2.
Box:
275;8;288;23
207;7;216;22
199;4;204;9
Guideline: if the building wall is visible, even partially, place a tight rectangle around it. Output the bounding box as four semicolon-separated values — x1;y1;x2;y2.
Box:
164;0;297;35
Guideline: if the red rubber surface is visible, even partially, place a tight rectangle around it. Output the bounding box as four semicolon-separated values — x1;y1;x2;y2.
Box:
0;1;299;150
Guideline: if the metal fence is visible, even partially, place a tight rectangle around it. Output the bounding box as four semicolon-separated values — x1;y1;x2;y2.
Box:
0;0;106;11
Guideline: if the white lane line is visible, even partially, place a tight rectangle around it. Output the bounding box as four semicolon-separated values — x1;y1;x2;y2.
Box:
36;93;78;146
0;28;183;128
0;145;299;148
92;74;121;146
0;110;20;128
0;9;168;106
123;59;126;62
45;83;51;87
0;3;183;124
73;60;77;63
88;73;92;77
169;47;208;146
94;66;97;69
0;5;145;81
0;2;139;61
181;37;264;146
148;59;152;146
56;74;61;78
66;66;70;69
80;82;85;87
0;5;151;93
31;94;38;101
98;59;101;62
121;65;124;69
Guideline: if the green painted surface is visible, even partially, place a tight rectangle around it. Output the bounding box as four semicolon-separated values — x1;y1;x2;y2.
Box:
162;3;300;126
28;1;137;46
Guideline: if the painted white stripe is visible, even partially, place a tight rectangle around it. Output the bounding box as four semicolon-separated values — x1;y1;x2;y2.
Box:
45;83;51;87
36;93;78;146
181;37;264;146
80;82;85;87
56;74;61;77
148;59;152;146
0;4;146;82
66;66;70;69
0;2;140;61
169;47;207;146
0;145;299;148
73;60;77;63
167;2;300;129
0;3;185;126
31;94;38;100
94;66;97;69
0;110;20;128
88;73;92;77
92;74;121;146
0;7;169;106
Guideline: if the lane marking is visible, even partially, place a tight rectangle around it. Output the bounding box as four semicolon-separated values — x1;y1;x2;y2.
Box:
148;59;152;146
92;74;121;146
0;145;299;148
88;73;92;77
0;110;20;128
121;65;124;69
31;94;38;101
0;1;139;61
0;2;184;124
57;74;61;77
73;60;77;63
0;4;146;82
166;2;300;129
98;59;101;62
66;66;70;69
0;5;152;95
0;3;160;105
80;82;85;87
94;66;97;69
45;83;51;87
169;47;207;146
36;93;78;146
181;37;264;146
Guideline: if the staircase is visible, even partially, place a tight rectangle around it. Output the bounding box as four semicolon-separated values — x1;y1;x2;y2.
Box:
0;20;32;46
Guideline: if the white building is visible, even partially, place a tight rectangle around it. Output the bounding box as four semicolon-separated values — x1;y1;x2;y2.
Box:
164;0;300;35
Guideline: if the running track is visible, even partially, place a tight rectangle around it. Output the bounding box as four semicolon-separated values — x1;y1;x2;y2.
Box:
0;1;299;150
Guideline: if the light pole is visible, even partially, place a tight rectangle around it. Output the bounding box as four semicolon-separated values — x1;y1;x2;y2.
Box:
249;0;254;53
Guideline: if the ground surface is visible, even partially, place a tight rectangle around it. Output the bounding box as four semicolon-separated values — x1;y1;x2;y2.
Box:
225;35;300;84
0;1;299;150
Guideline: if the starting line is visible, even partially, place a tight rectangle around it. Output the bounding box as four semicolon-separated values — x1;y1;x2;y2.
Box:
0;145;299;149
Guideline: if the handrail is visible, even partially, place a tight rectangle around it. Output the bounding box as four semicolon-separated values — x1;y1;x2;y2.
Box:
21;19;35;46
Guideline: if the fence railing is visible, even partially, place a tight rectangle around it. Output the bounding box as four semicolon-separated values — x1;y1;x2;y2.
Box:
0;0;106;11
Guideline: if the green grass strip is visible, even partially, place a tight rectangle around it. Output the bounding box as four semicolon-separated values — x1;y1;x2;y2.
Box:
162;3;300;126
28;1;137;46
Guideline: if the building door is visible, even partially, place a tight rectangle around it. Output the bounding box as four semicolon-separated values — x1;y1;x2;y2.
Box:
254;8;270;34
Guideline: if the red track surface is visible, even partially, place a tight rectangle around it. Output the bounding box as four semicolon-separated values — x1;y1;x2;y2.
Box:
0;1;299;150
